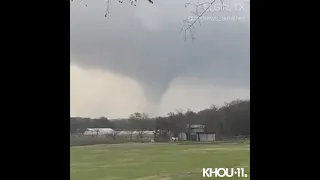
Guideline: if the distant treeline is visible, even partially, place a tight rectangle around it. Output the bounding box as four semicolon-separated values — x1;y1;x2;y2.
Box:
70;99;250;138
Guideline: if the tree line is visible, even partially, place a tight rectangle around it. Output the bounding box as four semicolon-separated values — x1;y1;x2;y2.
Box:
70;99;250;139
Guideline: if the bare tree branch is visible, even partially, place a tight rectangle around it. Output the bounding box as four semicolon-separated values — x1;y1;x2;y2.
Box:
181;0;224;42
71;0;231;42
71;0;153;17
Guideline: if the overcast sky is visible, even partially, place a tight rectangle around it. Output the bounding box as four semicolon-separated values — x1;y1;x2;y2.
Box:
70;0;250;119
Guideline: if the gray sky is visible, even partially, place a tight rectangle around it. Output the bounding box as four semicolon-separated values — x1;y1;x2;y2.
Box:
70;0;250;118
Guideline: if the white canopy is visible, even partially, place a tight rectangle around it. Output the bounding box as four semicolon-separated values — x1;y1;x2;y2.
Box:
84;128;115;135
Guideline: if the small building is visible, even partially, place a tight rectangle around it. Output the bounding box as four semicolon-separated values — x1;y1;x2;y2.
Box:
196;132;216;142
186;124;206;141
185;124;216;142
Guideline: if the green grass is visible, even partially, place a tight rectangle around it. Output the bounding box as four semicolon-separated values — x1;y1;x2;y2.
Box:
70;135;155;146
70;142;250;180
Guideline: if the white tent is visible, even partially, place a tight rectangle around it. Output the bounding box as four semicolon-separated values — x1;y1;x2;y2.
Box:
84;128;115;136
116;130;155;135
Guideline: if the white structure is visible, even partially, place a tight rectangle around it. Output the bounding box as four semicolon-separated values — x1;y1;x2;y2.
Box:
198;132;216;142
178;133;187;140
116;130;154;135
83;128;115;136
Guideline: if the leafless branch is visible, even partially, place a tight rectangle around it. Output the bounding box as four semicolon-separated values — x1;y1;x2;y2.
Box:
71;0;230;42
181;0;224;42
71;0;153;17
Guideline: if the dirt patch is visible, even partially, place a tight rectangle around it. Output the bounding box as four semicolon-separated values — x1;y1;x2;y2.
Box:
133;169;201;180
96;177;124;180
71;162;104;167
117;158;135;163
99;162;144;168
234;165;249;168
71;162;145;173
92;150;110;153
182;147;249;152
133;175;171;180
71;167;101;173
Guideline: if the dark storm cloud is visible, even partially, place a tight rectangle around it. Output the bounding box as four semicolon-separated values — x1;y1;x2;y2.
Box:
71;0;250;103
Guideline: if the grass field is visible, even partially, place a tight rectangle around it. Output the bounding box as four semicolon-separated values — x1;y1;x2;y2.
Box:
70;142;250;180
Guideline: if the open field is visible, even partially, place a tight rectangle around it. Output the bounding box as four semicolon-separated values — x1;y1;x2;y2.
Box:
70;142;250;180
